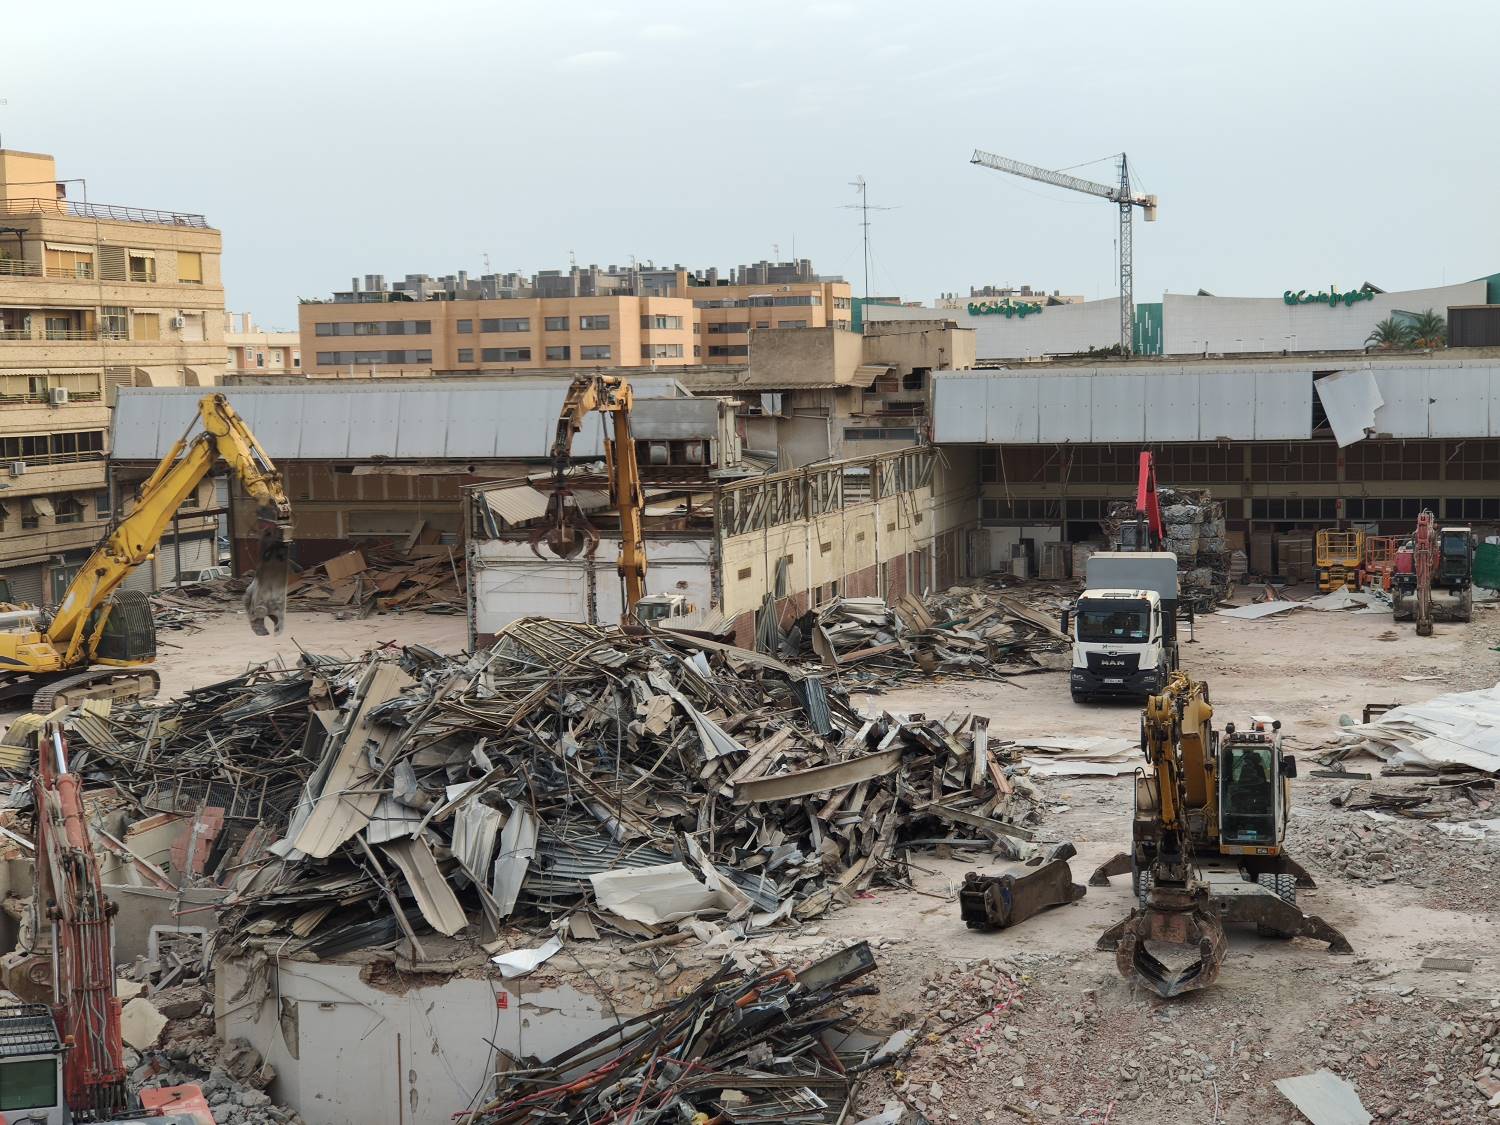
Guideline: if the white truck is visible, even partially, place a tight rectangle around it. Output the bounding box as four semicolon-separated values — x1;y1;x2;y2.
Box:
1061;552;1180;704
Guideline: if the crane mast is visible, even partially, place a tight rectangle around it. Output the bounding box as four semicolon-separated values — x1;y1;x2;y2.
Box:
970;148;1157;354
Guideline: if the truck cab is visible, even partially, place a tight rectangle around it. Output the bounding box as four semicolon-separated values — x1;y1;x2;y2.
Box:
633;592;696;625
1063;551;1180;704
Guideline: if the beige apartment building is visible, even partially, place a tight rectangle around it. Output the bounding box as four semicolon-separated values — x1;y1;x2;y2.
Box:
299;269;853;375
226;311;300;376
0;148;225;603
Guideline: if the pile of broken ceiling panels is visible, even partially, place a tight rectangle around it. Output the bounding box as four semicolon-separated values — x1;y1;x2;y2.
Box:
57;617;1044;956
808;592;1070;684
469;940;901;1125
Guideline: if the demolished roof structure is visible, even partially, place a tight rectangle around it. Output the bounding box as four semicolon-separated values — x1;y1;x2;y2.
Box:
44;617;1046;957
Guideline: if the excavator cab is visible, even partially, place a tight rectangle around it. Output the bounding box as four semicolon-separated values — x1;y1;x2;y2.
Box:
1218;720;1291;849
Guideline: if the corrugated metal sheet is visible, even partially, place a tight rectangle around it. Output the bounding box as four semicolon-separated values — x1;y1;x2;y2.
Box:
111;379;696;462
932;360;1500;445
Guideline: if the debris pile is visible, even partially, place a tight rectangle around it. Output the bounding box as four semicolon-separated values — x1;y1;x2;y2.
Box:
58;618;1044;956
130;1035;303;1125
1109;487;1229;612
467;941;897;1124
1321;681;1500;772
808;589;1070;683
284;542;466;616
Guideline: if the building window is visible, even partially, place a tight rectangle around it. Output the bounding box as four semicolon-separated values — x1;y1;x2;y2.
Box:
642;343;684;359
579;315;610;331
456;319;473;334
44;245;94;279
21;498;43;529
55;496;85;524
256;352;265;368
127;252;156;283
580;344;611;360
177;251;203;284
641;315;683;330
544;316;569;331
293;353;300;367
481;347;532;362
773;295;817;306
457;348;474;363
844;427;919;441
708;344;750;358
755;321;770;329
95;491;111;519
777;320;808;329
546;345;571;361
707;322;748;334
132;312;161;340
693;344;702;358
99;307;128;339
481;318;529;332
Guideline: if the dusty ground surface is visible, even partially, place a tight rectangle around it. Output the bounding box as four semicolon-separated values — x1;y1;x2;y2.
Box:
14;587;1500;1123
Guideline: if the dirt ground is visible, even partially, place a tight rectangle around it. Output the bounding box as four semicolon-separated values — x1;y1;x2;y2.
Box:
15;589;1500;1123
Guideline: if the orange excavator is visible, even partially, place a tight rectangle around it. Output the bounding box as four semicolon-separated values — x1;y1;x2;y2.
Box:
0;726;213;1123
531;374;647;624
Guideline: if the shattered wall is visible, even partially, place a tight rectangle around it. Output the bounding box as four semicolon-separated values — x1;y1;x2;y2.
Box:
215;957;621;1125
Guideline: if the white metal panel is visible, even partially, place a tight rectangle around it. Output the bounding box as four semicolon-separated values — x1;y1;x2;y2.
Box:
1144;372;1198;442
1090;376;1145;443
1370;368;1430;438
1253;371;1311;439
986;378;1039;443
294;393;352;458
395;389;453;458
1422;367;1488;438
931;377;988;442
445;394;503;460
344;392;404;457
1196;371;1257;440
1037;376;1091;443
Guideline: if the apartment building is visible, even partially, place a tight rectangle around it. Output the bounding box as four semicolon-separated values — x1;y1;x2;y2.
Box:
0;147;224;603
299;264;853;376
226;311;300;376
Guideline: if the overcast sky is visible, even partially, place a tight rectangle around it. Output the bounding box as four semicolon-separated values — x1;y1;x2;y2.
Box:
8;0;1496;326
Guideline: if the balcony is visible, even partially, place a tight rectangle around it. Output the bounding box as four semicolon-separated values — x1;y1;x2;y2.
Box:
0;259;43;277
0;197;209;228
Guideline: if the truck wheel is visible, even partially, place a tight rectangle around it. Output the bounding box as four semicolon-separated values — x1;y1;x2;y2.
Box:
1256;872;1296;905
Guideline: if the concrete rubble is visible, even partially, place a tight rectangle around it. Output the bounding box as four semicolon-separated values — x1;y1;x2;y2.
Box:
1107;487;1229;612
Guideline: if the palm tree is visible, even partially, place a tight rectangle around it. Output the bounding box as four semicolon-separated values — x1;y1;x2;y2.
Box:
1366;318;1414;350
1408;308;1447;349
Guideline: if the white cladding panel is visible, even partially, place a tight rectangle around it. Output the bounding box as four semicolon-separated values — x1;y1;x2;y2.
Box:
1371;369;1431;438
1197;371;1257;440
1145;372;1199;442
1037;375;1091;443
931;376;987;442
1253;371;1311;439
1090;377;1145;443
1424;368;1491;438
987;378;1039;443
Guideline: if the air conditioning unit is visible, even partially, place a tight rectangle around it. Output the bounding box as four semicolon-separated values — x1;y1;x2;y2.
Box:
9;462;26;477
170;316;186;329
49;387;69;406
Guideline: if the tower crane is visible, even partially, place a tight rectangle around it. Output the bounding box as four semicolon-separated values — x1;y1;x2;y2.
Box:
970;149;1157;354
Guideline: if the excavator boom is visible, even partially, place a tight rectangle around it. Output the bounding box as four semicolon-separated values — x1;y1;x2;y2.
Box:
0;393;292;709
533;375;647;621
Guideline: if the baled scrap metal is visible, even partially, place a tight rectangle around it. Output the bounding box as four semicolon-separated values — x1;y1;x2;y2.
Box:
52;617;1039;955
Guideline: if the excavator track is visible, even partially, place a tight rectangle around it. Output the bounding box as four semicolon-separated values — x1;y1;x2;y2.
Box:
31;667;162;713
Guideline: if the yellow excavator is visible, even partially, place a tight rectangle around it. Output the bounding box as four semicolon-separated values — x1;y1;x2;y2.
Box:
1092;672;1351;997
0;393;292;712
532;373;647;623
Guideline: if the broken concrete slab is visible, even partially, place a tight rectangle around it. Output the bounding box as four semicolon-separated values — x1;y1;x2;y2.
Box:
120;995;169;1050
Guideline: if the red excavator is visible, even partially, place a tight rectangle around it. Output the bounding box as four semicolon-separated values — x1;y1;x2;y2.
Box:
1392;510;1474;635
0;726;212;1123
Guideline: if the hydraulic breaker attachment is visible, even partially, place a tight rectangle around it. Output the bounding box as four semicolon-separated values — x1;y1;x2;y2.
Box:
1097;882;1227;999
245;507;290;636
960;860;1086;930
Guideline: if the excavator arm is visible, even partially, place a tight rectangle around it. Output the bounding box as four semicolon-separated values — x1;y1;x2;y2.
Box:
534;375;647;620
47;393;292;658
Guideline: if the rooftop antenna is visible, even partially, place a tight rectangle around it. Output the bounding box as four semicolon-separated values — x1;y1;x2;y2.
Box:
839;176;897;308
773;242;780;261
482;252;491;274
